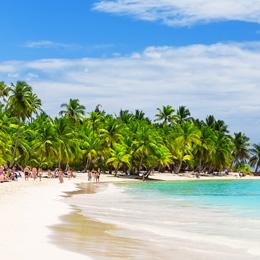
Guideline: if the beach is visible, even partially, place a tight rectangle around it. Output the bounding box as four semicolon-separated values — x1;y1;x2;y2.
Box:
1;173;260;260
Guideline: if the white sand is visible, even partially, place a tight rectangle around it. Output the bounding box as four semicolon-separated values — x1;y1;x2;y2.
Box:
0;172;259;260
0;175;92;260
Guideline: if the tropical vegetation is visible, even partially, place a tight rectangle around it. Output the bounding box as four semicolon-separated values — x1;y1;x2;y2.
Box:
0;81;258;178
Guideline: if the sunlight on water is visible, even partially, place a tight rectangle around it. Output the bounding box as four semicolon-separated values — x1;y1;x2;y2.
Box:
67;180;260;259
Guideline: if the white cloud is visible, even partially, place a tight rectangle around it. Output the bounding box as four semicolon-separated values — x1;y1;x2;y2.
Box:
94;0;260;26
1;42;260;141
24;40;80;49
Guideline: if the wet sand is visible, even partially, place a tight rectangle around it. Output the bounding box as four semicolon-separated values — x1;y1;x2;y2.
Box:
51;183;150;259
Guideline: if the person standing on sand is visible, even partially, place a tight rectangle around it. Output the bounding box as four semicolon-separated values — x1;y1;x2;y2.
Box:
67;168;72;179
58;169;64;183
96;168;101;182
24;166;30;181
0;166;6;181
32;167;37;181
47;170;52;178
38;168;42;181
88;170;92;181
91;169;96;181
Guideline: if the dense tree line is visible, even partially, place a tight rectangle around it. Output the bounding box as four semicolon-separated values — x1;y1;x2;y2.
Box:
0;81;259;178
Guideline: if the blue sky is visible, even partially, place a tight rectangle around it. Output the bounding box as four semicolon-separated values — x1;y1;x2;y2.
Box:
1;0;260;142
1;0;260;60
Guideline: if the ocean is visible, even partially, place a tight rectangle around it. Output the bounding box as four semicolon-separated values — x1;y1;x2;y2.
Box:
64;180;260;259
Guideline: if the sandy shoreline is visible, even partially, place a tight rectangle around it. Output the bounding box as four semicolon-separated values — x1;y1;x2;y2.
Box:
1;173;260;260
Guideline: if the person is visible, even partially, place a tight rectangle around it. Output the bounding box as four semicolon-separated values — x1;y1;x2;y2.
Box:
0;166;6;182
24;166;30;181
58;169;64;184
55;168;59;178
88;170;92;182
67;168;73;180
6;168;15;181
96;168;101;182
13;167;21;179
38;168;42;181
92;169;97;182
47;170;52;178
32;167;37;181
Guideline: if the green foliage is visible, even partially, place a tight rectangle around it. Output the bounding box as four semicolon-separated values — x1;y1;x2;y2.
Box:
234;162;252;175
0;81;256;176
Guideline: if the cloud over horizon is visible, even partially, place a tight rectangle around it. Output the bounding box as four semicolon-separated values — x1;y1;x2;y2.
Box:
1;42;260;141
94;0;260;26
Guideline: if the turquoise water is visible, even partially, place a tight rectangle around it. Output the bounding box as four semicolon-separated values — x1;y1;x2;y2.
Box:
123;180;260;217
69;180;260;259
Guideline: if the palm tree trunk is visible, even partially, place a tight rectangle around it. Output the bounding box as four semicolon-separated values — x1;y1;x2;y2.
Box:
138;157;143;173
11;117;21;166
175;160;183;174
85;158;89;171
255;161;259;173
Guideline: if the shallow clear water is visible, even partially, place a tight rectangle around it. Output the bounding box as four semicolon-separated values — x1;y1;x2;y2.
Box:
67;180;260;259
123;180;260;218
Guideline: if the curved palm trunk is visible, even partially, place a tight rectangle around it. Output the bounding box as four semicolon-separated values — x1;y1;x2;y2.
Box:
143;169;152;181
175;159;183;174
255;161;259;173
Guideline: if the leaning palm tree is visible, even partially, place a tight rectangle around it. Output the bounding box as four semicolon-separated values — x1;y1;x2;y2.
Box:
59;98;85;123
7;81;41;165
250;144;260;173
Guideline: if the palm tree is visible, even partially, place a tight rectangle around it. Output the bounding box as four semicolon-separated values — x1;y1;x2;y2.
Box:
100;117;122;149
134;109;145;120
177;106;191;123
232;132;250;166
250;144;260;173
88;111;103;137
206;115;216;128
133;123;159;173
168;122;201;173
118;110;134;124
212;133;233;172
155;105;178;125
155;145;172;169
206;115;229;133
214;120;229;133
81;133;102;170
53;118;77;168
107;144;131;176
60;98;85;123
7;81;41;165
194;125;217;172
0;81;9;104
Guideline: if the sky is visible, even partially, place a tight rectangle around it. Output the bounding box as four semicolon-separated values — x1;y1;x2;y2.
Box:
1;0;260;142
